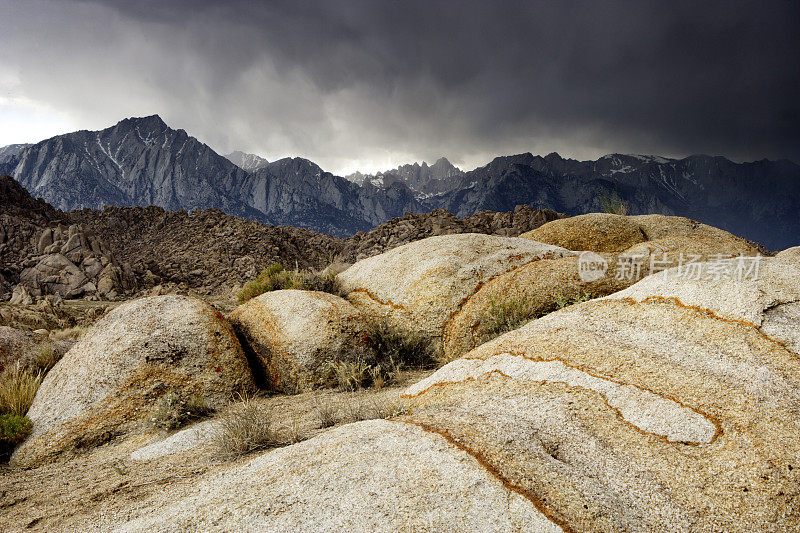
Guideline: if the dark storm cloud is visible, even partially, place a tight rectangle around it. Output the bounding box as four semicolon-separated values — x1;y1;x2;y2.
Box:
2;0;798;172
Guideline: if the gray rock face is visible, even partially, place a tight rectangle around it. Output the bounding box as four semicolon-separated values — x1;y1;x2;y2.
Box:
18;224;130;300
348;157;465;196
223;150;269;172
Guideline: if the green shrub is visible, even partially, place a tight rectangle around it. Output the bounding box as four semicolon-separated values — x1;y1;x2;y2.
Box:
238;263;343;303
0;413;32;460
151;391;213;431
213;398;275;460
599;191;629;215
480;292;595;343
0;363;43;416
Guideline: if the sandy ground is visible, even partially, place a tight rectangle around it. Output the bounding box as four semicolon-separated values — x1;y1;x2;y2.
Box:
0;370;430;532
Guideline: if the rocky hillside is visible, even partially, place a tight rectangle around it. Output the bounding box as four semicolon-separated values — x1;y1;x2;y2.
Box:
0;175;563;300
71;202;562;296
4;115;798;248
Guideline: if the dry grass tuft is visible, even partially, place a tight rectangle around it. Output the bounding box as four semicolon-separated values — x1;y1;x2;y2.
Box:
238;262;343;303
151;391;213;431
213;398;276;460
0;362;43;416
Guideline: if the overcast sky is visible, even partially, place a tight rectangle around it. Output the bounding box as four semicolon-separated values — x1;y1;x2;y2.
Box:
1;0;798;174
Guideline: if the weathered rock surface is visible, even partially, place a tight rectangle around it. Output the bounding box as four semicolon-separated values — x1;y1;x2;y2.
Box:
403;257;800;531
338;233;573;355
0;175;134;302
522;213;759;253
228;290;375;393
776;246;800;261
444;217;762;361
116;420;561;532
11;295;256;466
521;213;647;252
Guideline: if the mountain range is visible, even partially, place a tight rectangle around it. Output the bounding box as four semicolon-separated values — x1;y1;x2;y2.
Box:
1;115;798;249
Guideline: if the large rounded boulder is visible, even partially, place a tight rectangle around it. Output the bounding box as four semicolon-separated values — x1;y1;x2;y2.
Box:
115;419;562;532
228;290;376;393
521;213;647;252
337;233;573;356
776;246;800;261
521;213;758;253
11;295;256;466
402;257;800;531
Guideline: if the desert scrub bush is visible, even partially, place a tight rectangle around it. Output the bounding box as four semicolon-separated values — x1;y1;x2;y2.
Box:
213;398;275;460
0;362;43;416
599;191;629;215
331;359;369;392
238;263;343;303
35;342;60;372
362;320;436;387
0;413;32;460
480;292;595;343
151;391;213;431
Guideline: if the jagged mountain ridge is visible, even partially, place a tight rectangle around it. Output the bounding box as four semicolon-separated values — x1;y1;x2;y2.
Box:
346;157;464;196
2;116;425;237
3;115;799;249
431;152;800;249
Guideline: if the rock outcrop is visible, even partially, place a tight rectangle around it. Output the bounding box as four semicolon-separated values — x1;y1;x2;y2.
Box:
521;213;760;253
228;290;376;393
18;223;133;300
11;295;256;466
116;420;562;532
401;256;800;531
0;175;134;302
442;214;763;361
338;234;573;356
776;246;800;261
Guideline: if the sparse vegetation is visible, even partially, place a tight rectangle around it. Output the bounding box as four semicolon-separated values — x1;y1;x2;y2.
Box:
331;359;370;392
151;391;213;431
213;398;276;460
599;191;629;215
35;342;60;372
0;362;44;416
238;262;342;303
324;320;435;391
480;291;596;343
315;400;339;428
0;413;32;459
315;397;408;428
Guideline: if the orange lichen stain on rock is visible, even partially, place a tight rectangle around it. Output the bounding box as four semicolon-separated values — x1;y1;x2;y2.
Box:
404;356;722;446
397;418;573;533
623;296;798;355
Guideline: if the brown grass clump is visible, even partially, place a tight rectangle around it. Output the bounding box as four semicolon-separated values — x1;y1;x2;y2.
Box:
0;362;43;416
213;398;276;460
